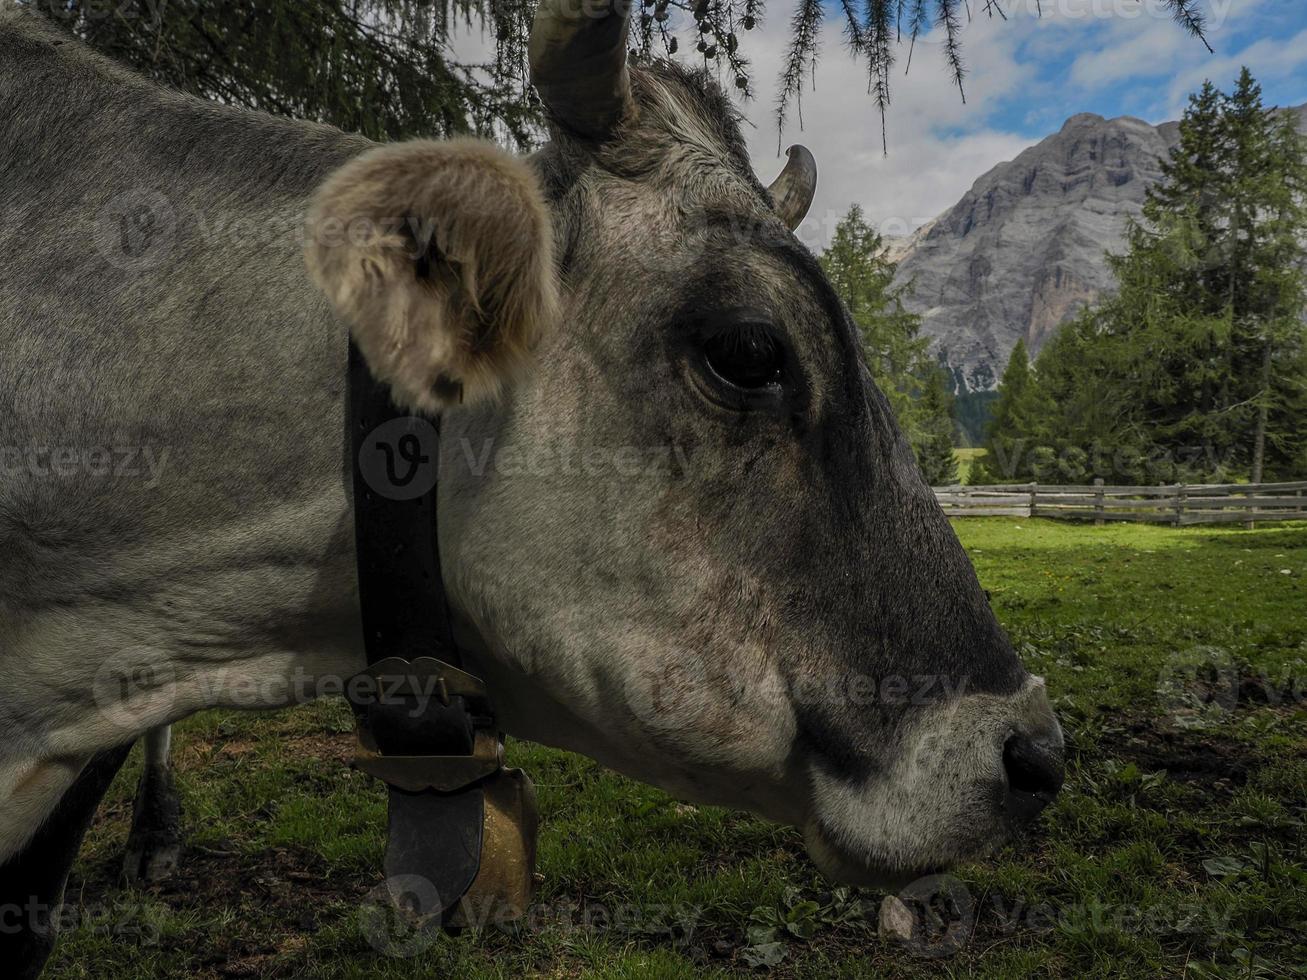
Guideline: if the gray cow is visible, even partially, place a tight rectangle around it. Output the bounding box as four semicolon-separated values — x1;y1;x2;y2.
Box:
0;0;1063;973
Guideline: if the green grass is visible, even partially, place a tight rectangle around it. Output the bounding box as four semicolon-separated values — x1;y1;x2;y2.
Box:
48;520;1307;978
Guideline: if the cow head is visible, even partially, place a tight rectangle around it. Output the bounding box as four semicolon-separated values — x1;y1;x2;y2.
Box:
306;0;1063;888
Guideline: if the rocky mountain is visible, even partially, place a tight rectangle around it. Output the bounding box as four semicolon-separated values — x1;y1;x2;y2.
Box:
890;104;1307;393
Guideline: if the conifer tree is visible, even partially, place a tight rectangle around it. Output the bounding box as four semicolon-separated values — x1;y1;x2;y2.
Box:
24;0;541;143
991;70;1307;483
821;206;929;426
916;366;960;486
821;205;958;483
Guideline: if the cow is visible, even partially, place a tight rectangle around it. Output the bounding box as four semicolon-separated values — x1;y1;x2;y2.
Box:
0;0;1064;973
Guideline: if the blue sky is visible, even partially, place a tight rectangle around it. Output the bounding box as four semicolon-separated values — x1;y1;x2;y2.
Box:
984;1;1307;134
719;0;1307;249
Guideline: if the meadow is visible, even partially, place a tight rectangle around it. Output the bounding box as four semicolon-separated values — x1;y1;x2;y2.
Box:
47;519;1307;979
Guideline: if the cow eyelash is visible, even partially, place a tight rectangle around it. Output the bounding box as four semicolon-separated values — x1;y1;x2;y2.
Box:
703;323;786;391
686;316;793;413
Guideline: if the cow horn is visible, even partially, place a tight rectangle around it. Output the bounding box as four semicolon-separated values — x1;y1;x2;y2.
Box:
767;145;818;231
529;0;634;139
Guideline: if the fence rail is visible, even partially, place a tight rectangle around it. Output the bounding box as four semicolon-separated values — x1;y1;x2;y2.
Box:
934;480;1307;526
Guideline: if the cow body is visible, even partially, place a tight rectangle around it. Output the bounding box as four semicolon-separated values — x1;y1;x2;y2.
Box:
1;3;1065;975
0;11;367;857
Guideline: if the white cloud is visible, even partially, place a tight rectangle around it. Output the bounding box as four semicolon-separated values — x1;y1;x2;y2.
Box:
451;9;1043;249
726;12;1040;250
452;2;1304;252
1067;18;1194;89
722;1;1305;250
1056;0;1302;119
1161;28;1307;116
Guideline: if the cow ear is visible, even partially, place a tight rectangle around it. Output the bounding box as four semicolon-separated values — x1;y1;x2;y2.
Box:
305;138;559;413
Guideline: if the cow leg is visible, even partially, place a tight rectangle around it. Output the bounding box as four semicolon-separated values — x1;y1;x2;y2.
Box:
0;743;132;980
121;725;181;885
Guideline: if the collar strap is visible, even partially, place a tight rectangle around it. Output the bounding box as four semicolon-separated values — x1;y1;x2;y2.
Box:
345;341;536;929
348;340;457;672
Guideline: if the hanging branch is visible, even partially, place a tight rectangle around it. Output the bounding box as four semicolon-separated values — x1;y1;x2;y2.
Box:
30;0;1214;150
775;0;823;147
866;0;895;152
774;0;1211;147
902;0;933;74
1165;0;1214;53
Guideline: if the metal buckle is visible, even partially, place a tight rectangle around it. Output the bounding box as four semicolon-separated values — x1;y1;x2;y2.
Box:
354;729;503;793
348;657;502;793
351;656;493;729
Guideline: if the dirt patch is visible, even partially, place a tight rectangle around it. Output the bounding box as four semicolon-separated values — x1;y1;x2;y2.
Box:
1114;719;1257;788
175;731;356;773
277;733;356;765
66;842;374;979
1181;664;1304;712
157;844;369;906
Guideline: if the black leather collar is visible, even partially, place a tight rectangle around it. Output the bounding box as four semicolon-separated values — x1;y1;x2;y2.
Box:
346;340;486;922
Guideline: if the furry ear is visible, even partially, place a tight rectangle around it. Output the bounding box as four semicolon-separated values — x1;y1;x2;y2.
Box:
305;138;559;413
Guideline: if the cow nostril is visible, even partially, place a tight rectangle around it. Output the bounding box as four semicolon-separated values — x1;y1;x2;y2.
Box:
1002;731;1064;820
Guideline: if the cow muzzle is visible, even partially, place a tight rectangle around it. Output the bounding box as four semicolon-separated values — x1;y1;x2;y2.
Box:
801;676;1064;887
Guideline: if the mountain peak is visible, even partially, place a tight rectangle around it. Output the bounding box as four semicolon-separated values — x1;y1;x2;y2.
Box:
889;102;1307;395
1061;111;1105;130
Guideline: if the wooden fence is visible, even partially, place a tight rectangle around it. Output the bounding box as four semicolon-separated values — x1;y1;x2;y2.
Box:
934;480;1307;526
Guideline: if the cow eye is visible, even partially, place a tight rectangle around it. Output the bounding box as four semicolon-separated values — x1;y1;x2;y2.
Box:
702;323;785;391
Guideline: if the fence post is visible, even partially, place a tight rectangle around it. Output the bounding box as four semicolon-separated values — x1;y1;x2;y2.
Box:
1028;482;1037;518
1093;477;1105;526
1244;482;1258;531
1174;483;1186;526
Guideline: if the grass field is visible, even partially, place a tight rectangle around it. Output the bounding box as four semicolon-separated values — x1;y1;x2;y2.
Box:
48;520;1307;979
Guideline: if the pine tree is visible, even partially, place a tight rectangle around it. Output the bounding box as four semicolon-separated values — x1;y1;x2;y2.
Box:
915;366;960;486
25;0;540;144
996;70;1307;484
821;205;930;427
1146;80;1225;264
1142;69;1307;478
821;205;958;482
976;340;1038;483
1226;70;1307;480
